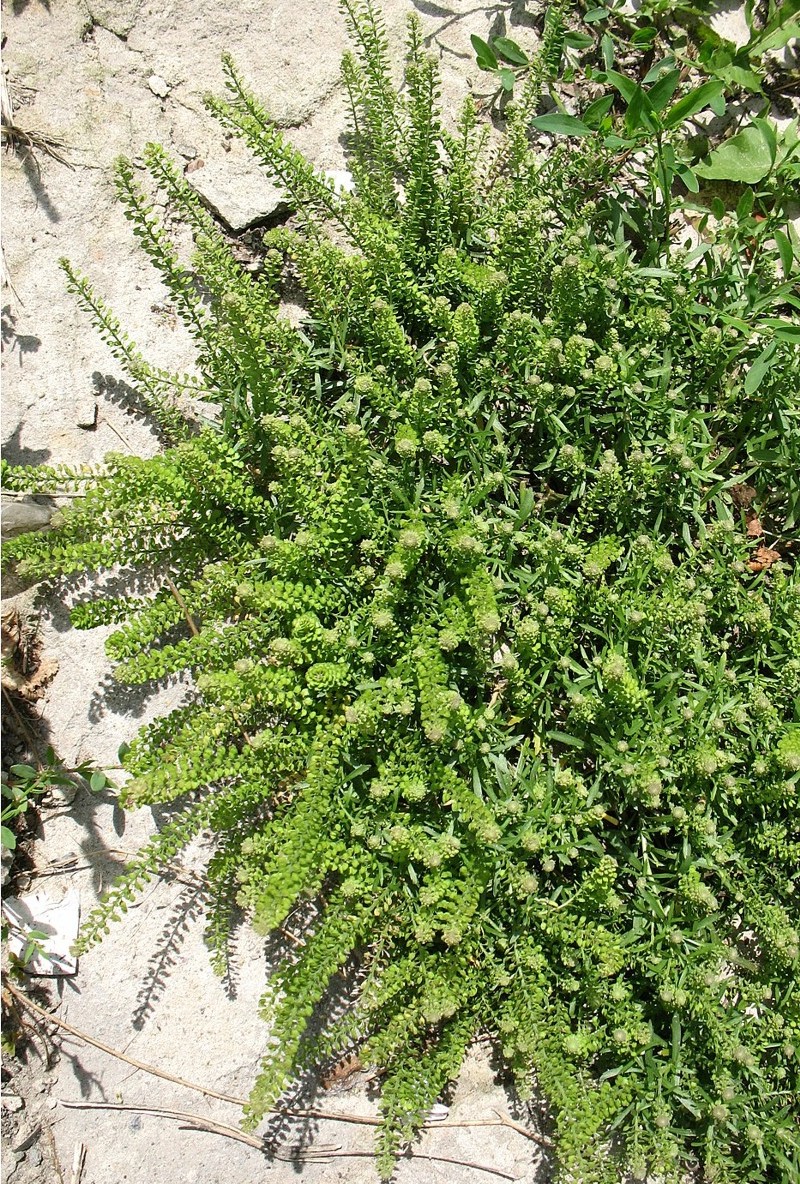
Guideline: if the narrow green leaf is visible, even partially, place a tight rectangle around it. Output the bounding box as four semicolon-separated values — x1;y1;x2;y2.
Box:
584;6;609;22
563;31;594;50
603;69;638;103
745;341;778;394
647;68;681;114
774;228;795;279
491;36;529;65
644;57;677;84
583;93;615;128
601;32;615;70
736;187;755;220
531;113;593;137
761;318;800;342
471;34;498;71
663;80;726;129
625;84;658;134
676;164;699;192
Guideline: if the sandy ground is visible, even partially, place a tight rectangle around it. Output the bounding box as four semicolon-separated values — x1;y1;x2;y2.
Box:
1;2;551;1181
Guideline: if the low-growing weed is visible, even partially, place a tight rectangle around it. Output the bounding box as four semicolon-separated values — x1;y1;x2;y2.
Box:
2;2;798;1180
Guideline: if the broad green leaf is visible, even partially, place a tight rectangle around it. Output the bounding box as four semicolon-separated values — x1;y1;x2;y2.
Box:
752;117;778;165
584;6;609;21
603;132;635;150
603;69;638;103
10;764;37;781
707;61;764;93
745;341;778;394
695;123;775;184
583;93;615;128
663;80;726;129
675;163;699;192
563;31;594;50
491;36;529;65
471;34;498;71
631;26;659;45
747;0;800;55
531;113;593;137
647;68;681;113
1;826;17;850
90;771;108;793
761;318;800;342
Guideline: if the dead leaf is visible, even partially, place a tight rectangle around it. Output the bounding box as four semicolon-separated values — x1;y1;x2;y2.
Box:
321;1052;362;1090
748;546;781;573
2;655;59;700
730;483;757;509
745;511;763;538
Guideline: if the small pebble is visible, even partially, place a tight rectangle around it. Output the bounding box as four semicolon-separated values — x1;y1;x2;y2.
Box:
2;1095;24;1113
47;1098;58;1110
147;74;170;99
28;1147;43;1167
176;143;198;160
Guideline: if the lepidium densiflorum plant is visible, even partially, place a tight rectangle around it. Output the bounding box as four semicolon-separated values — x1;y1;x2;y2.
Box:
3;2;799;1180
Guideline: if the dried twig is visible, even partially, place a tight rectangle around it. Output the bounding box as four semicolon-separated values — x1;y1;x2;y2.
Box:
7;981;551;1148
165;576;200;637
5;980;244;1106
59;1101;521;1180
59;1100;265;1149
70;1142;87;1184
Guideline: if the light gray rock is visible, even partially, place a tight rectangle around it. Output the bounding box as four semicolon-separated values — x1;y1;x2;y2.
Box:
76;399;98;430
1;497;53;541
2;1094;24;1113
185;147;292;233
84;0;143;39
148;74;170;99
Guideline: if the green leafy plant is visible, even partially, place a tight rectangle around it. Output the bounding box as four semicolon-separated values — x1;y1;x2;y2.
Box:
1;754;111;851
3;2;799;1180
580;0;799;97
